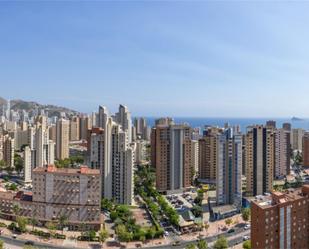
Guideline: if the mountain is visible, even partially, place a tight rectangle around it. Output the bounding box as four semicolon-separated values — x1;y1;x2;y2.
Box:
291;117;304;121
0;97;79;117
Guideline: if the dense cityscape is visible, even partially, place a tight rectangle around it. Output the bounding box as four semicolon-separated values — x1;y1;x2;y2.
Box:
0;98;308;249
1;1;309;249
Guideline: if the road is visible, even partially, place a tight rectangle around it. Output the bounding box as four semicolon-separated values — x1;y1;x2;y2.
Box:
0;234;85;249
1;228;249;249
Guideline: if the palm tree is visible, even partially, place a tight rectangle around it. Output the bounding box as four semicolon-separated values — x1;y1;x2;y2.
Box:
12;204;20;219
98;228;109;246
29;217;37;232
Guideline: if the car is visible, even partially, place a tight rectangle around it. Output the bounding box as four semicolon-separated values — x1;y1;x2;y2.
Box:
164;231;169;236
12;234;17;239
172;241;181;246
243;236;250;241
227;229;235;233
244;224;251;230
24;241;34;246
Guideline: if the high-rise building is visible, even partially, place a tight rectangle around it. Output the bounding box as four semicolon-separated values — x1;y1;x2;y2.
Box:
116;105;132;143
291;128;304;151
23;146;32;183
56;119;69;160
152;122;193;192
283;122;291;131
216;128;242;208
134;117;150;141
191;140;199;176
3;135;14;168
251;186;309;249
79;115;92;140
135;139;149;165
274;128;290;178
69;116;80;141
266;120;276;129
48;125;56;143
302;132;309;167
88;127;104;169
90;106;134;205
198;127;222;182
245;125;274;196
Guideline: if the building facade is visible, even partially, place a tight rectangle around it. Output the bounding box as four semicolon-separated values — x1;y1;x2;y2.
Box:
216;128;242;208
251;186;309;249
245;125;274;196
152;123;193;192
56;119;69;160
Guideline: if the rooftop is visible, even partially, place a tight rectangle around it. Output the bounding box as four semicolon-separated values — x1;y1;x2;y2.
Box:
253;186;309;209
33;165;100;175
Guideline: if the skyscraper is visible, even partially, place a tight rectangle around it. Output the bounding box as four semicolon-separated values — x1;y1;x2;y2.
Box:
69;116;80;141
2;134;14;168
266;120;276;129
274;128;290;178
291;128;304;151
216;128;242;208
302;132;309;167
116;105;132;143
198;127;222;182
56;119;69;160
23;146;32;183
245;125;274;196
152;122;193;192
90;106;134;205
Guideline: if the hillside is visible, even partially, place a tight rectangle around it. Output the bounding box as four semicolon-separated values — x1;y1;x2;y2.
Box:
0;97;79;117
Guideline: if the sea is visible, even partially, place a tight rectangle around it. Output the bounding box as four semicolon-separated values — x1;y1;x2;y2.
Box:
143;117;309;132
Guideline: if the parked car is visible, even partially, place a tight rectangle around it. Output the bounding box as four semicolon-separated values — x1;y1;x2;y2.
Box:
244;224;251;230
227;229;235;233
243;236;250;241
25;241;34;246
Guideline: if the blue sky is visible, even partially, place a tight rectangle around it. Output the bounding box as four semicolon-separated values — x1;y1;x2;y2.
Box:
1;1;309;117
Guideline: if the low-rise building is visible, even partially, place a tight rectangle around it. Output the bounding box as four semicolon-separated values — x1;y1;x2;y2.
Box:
0;165;102;231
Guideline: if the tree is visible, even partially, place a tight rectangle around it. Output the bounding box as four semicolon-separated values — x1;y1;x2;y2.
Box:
186;244;196;249
243;240;251;249
12;204;20;217
29;217;38;231
225;218;233;226
214;236;228;249
204;222;209;233
0;239;3;249
85;230;96;241
16;216;28;233
241;208;251;222
192;205;203;217
98;228;109;244
147;226;156;240
0;160;5;169
197;239;208;249
58;214;68;234
46;221;57;236
14;153;23;174
116;224;132;242
101;198;114;211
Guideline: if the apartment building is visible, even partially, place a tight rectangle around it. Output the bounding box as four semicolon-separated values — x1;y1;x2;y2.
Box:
152;122;193;193
251;186;309;249
245;125;274;196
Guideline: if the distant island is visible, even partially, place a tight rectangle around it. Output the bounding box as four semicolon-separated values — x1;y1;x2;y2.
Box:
291;117;304;121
